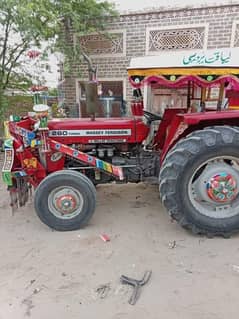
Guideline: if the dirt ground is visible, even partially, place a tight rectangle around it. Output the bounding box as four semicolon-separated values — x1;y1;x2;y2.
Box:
1;154;239;319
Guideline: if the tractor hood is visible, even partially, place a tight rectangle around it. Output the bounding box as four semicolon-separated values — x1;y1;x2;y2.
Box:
47;117;149;144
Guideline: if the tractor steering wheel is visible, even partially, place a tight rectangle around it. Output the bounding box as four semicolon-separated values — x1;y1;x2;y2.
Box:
143;110;162;122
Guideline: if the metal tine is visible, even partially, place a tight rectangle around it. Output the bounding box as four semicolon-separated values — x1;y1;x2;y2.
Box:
120;270;152;305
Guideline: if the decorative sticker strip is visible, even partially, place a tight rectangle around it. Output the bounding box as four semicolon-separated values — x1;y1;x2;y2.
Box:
30;139;41;148
49;140;124;180
12;124;36;146
23;157;38;169
4;138;13;149
2;148;14;186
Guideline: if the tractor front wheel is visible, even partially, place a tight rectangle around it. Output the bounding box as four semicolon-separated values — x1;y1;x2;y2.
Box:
159;126;239;237
34;170;96;231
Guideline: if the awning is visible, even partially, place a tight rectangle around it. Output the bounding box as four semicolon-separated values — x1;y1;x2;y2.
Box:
128;48;239;89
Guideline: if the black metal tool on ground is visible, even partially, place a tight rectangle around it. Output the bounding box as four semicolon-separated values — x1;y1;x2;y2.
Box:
120;270;152;305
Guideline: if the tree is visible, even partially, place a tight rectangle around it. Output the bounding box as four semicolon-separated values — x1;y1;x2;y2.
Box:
55;0;117;72
0;0;55;121
0;0;116;121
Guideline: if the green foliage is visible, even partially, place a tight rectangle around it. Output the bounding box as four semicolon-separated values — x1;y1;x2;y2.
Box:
0;0;54;122
47;88;58;96
54;0;117;76
0;0;55;90
4;95;33;118
0;94;8;123
0;95;33;137
0;0;117;121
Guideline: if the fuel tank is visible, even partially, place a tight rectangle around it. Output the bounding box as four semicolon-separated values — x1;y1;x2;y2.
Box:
48;117;149;144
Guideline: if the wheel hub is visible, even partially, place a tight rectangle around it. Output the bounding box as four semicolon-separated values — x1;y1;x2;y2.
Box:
206;172;238;203
48;186;84;219
189;159;239;218
56;194;77;214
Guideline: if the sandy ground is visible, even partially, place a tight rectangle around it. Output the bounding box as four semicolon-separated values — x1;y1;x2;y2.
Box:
1;154;239;319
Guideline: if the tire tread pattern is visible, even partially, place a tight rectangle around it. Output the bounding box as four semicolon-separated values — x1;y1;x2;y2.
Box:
159;125;239;237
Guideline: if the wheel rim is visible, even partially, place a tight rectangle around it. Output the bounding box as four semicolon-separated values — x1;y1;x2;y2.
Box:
48;186;84;219
188;156;239;218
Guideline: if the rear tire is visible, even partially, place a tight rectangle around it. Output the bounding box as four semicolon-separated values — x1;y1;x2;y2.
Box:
34;170;96;231
159;126;239;237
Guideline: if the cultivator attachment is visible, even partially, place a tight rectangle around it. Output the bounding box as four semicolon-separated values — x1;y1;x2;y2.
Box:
8;176;32;213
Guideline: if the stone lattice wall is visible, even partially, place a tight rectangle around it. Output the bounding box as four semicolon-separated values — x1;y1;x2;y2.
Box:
62;4;239;112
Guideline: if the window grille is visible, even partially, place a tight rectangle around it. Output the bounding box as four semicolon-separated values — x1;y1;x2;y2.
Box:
80;33;124;55
148;27;205;52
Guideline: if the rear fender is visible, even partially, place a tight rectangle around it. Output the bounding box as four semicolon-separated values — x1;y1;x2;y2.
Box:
153;108;186;149
160;115;187;163
160;110;239;163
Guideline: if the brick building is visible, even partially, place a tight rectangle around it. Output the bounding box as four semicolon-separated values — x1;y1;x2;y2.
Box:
59;3;239;117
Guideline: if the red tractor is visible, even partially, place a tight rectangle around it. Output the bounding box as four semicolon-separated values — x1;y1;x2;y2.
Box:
2;47;239;237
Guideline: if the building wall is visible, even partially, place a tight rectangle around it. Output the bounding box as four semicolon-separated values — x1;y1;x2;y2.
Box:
62;4;239;114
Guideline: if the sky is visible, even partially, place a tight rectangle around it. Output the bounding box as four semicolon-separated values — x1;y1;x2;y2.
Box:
113;0;234;11
47;0;235;87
